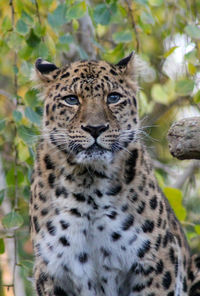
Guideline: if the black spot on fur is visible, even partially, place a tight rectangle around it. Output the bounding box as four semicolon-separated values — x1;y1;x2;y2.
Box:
59;236;70;246
60;220;70;230
54;286;68;296
79;252;88;263
107;211;117;219
111;232;121;241
46;221;56;236
39;192;46;202
55;186;68;198
124;149;138;184
155;234;162;251
156;260;164;274
149;195;158;210
95;189;103;197
61;72;70;79
41;208;48;216
33;216;40;233
122;214;134;231
132;283;145;292
106;185;122;196
136;201;146;214
142;220;154;233
73;193;86;202
70;208;81;217
137;240;151;258
162;271;172;290
44;154;55;170
48;173;55;188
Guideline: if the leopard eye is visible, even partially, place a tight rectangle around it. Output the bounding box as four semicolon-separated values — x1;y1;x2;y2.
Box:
63;95;79;105
107;92;122;104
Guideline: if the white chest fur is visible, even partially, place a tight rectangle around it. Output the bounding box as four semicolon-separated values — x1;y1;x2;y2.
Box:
36;189;151;295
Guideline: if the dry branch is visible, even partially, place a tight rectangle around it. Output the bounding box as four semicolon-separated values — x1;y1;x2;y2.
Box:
168;117;200;160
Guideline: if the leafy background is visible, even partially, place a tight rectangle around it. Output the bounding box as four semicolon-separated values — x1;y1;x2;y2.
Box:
0;0;200;295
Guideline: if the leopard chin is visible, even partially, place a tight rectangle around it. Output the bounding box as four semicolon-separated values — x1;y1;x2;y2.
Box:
75;144;113;165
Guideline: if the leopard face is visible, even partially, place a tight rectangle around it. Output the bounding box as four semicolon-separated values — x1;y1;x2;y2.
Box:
34;54;139;164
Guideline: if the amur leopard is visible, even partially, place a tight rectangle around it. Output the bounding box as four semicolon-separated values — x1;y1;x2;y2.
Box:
30;53;200;296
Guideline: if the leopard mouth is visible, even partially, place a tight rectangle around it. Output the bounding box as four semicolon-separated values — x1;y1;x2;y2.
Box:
84;143;110;155
75;142;113;164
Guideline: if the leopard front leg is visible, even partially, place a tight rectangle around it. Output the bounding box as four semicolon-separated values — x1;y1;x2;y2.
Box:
34;262;55;296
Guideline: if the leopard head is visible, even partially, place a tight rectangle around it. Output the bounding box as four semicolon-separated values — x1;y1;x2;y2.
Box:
33;53;140;165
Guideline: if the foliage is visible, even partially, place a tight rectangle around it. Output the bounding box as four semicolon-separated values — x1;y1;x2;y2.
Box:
0;0;200;294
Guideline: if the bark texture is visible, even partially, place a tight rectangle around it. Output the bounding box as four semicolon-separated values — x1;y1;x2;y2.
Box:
168;117;200;160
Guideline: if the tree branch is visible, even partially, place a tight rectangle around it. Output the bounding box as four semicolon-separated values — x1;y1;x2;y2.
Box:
168;117;200;160
142;96;189;126
173;160;200;189
125;0;140;52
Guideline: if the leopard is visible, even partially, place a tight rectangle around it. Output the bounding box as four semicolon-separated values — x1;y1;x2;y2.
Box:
30;53;200;296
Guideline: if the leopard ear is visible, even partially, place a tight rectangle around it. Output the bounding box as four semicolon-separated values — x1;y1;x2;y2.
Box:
116;51;135;67
116;51;141;81
32;58;59;86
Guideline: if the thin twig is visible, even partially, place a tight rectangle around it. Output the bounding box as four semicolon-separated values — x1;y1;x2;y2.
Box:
34;0;45;42
125;0;140;52
0;89;13;100
173;160;200;189
9;1;19;295
142;96;189;126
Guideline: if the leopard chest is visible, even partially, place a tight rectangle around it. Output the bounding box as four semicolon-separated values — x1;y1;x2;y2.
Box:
34;187;152;289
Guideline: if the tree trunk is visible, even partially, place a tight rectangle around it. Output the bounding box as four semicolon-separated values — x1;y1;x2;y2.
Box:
167;117;200;160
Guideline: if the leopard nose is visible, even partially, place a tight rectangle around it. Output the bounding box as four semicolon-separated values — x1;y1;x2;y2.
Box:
81;124;109;139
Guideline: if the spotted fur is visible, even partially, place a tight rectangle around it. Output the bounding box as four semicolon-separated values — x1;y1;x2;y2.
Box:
30;54;200;296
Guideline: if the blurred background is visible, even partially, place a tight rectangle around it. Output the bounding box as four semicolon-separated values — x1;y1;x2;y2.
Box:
0;0;200;295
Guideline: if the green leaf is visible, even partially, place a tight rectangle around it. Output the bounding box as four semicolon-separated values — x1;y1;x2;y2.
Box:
24;89;39;107
18;141;30;162
195;225;200;235
6;167;15;186
26;29;40;47
141;11;155;25
163;46;178;58
149;0;163;6
59;34;74;44
77;46;89;59
16;19;29;36
38;42;49;59
185;49;197;63
2;16;12;33
21;10;34;25
0;119;6;131
185;25;200;39
13;110;22;122
103;43;124;64
67;1;87;20
0;189;5;205
151;84;168;104
7;32;24;50
188;63;196;75
17;125;37;145
2;211;24;229
112;31;132;43
164;187;186;221
93;4;111;25
135;0;148;4
25;107;41;125
13;65;18;74
0;239;5;254
194;90;200;103
23;186;30;201
175;79;195;96
48;4;67;28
